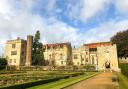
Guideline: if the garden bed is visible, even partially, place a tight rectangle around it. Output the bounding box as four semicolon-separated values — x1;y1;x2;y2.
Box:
0;71;85;89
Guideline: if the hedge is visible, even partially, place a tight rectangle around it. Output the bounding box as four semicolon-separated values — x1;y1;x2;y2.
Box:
119;63;128;78
0;75;69;89
0;71;85;89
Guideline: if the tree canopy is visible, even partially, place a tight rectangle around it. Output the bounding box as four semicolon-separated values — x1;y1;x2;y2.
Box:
111;29;128;57
32;30;44;65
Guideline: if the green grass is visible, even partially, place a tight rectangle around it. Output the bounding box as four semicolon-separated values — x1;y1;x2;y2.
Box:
28;72;98;89
116;73;128;89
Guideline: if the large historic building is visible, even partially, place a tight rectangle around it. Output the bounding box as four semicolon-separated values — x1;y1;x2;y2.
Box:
4;36;119;71
5;36;33;67
72;42;119;71
43;43;72;66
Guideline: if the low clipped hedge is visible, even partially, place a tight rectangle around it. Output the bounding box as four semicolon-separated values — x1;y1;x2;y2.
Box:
0;71;85;89
0;70;26;74
119;63;128;78
0;75;69;89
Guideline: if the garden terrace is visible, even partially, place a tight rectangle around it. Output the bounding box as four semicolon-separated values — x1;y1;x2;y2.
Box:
0;71;86;89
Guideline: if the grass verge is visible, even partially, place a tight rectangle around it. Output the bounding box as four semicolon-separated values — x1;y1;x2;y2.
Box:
28;72;98;89
116;73;128;89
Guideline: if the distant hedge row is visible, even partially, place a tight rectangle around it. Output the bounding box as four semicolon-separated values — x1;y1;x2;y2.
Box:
119;63;128;78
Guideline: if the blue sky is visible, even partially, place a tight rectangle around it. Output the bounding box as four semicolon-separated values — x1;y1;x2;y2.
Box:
0;0;128;55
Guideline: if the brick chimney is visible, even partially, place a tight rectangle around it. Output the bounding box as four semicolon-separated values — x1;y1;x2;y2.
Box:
25;35;33;66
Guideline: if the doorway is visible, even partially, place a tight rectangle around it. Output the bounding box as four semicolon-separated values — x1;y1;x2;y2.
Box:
105;61;110;68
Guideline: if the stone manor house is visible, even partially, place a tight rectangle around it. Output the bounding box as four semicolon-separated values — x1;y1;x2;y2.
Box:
5;35;119;71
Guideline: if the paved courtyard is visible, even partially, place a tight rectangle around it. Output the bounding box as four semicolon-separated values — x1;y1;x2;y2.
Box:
64;72;119;89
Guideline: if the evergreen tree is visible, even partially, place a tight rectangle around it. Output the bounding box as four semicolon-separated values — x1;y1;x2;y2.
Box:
111;29;128;57
32;30;44;65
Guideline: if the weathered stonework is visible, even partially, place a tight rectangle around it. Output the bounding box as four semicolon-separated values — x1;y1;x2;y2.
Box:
118;57;128;63
97;44;119;71
5;36;119;71
72;42;119;71
25;36;33;66
5;38;26;67
43;43;72;66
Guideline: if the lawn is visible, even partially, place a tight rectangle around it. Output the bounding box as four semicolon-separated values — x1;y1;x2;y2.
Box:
28;72;98;89
116;73;128;89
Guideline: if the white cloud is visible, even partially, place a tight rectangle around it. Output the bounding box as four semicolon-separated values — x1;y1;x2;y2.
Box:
82;20;128;43
80;0;111;21
0;0;12;14
68;0;111;22
115;0;128;14
0;0;81;55
68;0;128;22
46;0;57;12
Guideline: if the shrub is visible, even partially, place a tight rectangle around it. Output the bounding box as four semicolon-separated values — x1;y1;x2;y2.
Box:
82;64;96;71
0;58;7;70
119;63;128;78
56;66;65;71
72;66;79;71
112;75;119;82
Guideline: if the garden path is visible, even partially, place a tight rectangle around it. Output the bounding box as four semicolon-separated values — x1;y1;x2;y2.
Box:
64;72;119;89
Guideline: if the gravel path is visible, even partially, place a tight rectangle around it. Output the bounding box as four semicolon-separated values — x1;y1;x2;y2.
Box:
64;72;119;89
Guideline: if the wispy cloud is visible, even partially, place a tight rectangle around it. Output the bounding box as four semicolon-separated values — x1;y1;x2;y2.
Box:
115;0;128;14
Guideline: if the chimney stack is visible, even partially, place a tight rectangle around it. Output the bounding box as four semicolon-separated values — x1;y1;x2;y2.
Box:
17;37;20;40
26;35;33;66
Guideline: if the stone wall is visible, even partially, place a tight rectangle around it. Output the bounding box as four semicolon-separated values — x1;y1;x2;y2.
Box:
5;38;26;67
97;44;119;71
119;57;128;63
43;43;72;66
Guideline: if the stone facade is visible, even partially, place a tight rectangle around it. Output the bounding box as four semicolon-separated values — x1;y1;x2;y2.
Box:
43;43;72;66
5;37;27;67
72;46;90;66
97;44;119;71
119;57;128;63
72;42;119;71
5;36;119;71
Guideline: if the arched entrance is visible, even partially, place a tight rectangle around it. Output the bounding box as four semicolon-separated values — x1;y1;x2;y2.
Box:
105;61;110;68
